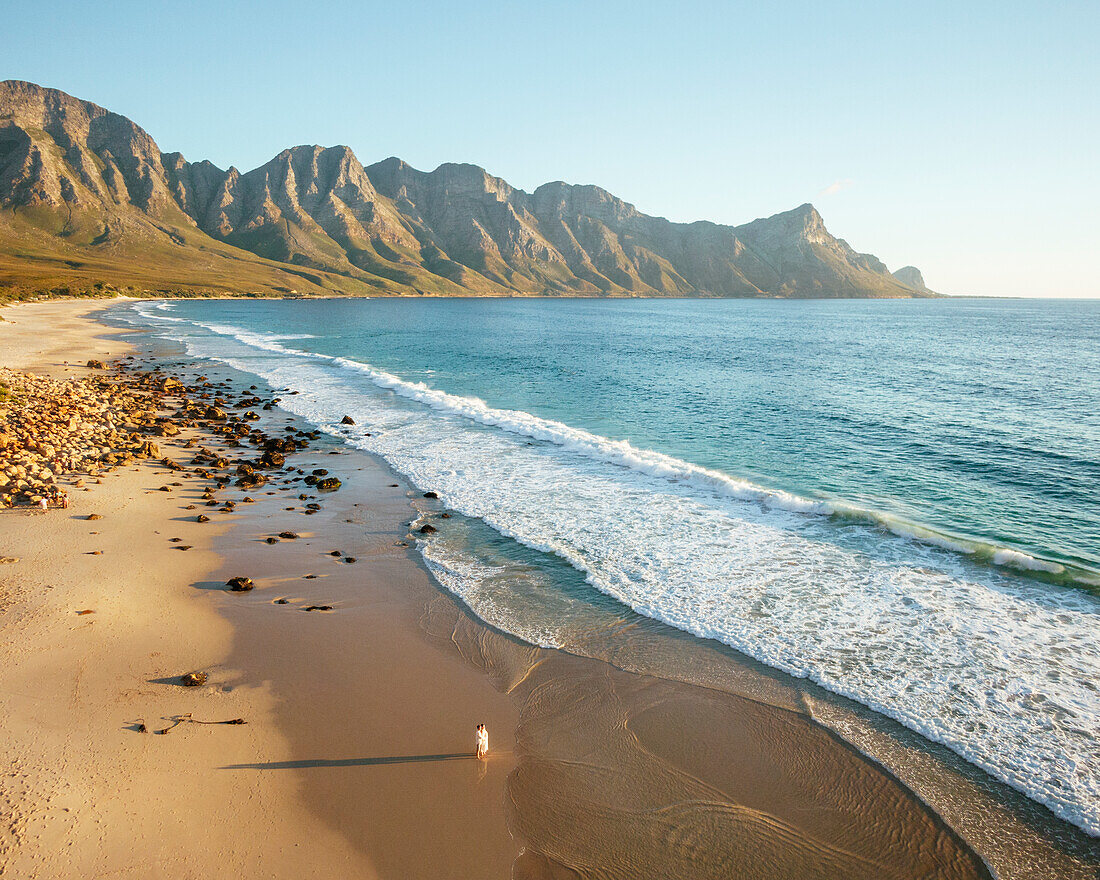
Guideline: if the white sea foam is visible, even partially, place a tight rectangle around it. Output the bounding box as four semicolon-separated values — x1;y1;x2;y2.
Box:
131;305;1100;836
992;547;1066;574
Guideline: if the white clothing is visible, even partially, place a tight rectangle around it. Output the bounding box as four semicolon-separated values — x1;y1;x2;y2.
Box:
476;728;489;757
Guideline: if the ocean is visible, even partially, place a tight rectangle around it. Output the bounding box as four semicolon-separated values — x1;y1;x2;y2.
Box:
117;295;1100;836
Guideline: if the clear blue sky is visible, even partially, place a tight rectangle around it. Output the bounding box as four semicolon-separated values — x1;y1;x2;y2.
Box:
5;1;1098;296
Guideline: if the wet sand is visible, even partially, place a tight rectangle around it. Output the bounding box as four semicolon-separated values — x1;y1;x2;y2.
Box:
1;299;1094;879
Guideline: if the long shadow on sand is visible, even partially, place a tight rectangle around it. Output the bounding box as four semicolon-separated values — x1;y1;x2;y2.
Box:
222;754;476;769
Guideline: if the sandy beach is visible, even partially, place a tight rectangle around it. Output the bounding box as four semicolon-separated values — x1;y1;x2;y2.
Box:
1;299;1095;879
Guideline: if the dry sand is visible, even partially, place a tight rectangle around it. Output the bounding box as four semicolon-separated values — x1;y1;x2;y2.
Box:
1;299;1094;879
0;301;518;879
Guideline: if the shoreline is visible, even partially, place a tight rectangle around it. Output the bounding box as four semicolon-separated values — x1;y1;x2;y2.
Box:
0;299;1095;878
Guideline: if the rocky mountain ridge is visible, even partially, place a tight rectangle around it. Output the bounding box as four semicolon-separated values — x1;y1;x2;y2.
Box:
0;80;936;298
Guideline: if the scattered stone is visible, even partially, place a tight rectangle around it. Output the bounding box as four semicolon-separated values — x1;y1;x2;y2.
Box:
344;557;357;564
423;491;438;499
226;576;254;592
0;557;19;564
278;531;299;539
265;537;279;544
419;524;437;534
340;415;355;425
274;598;290;605
157;486;172;492
86;514;102;521
196;514;210;523
180;671;208;687
316;477;341;492
328;550;342;557
86;359;105;369
75;609;94;615
302;605;333;612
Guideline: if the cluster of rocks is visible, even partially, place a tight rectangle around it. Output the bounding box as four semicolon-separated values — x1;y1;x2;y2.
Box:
0;357;349;513
0;365;161;507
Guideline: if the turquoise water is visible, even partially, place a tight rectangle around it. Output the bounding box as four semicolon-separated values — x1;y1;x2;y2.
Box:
120;296;1100;834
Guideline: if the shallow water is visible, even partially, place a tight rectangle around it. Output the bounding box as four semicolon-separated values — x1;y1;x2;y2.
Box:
116;296;1100;838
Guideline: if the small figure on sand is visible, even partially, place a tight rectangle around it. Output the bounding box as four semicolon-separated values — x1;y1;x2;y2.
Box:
475;723;489;760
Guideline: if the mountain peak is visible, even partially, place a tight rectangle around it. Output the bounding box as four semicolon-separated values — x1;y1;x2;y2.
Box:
893;265;929;290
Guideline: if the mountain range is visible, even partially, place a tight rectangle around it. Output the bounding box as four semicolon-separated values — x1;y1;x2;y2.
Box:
0;80;936;299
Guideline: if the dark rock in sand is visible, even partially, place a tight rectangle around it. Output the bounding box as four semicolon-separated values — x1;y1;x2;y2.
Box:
328;550;342;557
226;576;254;592
302;605;333;612
279;531;299;539
344;557;357;564
423;491;438;499
311;469;328;476
260;450;285;468
316;477;341;492
86;514;102;520
86;359;105;369
181;671;208;687
419;524;437;534
265;537;279;544
196;514;210;523
340;415;355;425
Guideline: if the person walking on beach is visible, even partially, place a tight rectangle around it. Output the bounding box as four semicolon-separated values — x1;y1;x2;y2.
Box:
475;724;489;760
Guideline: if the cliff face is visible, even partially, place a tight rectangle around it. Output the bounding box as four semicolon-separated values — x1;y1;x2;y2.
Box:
0;80;934;298
893;265;932;292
